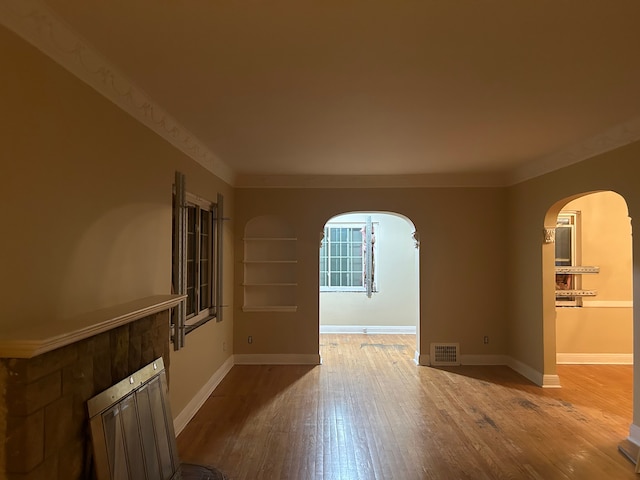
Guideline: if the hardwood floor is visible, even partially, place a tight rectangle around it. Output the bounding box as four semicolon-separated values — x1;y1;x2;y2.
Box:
177;334;635;479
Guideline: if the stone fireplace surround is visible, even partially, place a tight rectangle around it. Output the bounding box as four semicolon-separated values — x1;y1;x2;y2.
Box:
0;295;183;480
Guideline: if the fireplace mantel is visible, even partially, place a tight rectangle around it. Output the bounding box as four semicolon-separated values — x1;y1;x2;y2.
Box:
0;294;185;358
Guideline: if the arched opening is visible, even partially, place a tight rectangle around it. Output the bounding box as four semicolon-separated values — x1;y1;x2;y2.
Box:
543;190;633;436
318;211;420;364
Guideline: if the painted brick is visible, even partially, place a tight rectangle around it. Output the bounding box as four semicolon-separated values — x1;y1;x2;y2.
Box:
57;439;86;480
6;452;58;480
44;396;81;458
6;371;61;416
110;325;130;382
6;345;77;384
5;410;44;473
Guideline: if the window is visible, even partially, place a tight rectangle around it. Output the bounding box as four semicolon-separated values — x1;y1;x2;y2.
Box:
184;195;216;322
555;211;581;306
172;172;224;349
320;218;376;295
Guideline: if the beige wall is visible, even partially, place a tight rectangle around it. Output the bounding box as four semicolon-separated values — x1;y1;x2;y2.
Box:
507;141;640;424
0;26;234;418
320;212;418;328
7;13;640;437
235;187;508;359
555;192;633;356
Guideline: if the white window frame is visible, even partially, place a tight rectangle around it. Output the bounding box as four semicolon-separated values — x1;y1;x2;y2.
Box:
172;171;224;349
555;211;582;307
320;220;377;294
184;192;217;327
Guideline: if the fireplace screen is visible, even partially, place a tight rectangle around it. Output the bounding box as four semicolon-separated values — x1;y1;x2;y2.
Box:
87;358;180;480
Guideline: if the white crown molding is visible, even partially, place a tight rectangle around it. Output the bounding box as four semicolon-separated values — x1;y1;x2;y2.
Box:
235;172;509;189
4;0;638;189
510;115;640;185
0;0;234;185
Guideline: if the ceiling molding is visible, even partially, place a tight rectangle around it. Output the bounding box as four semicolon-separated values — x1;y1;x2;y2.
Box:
235;172;510;189
3;0;639;189
509;115;640;185
0;0;235;185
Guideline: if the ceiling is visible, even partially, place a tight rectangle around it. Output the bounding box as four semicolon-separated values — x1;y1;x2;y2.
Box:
32;1;640;182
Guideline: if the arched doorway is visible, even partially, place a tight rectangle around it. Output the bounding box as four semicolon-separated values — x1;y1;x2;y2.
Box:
542;190;633;425
318;211;420;363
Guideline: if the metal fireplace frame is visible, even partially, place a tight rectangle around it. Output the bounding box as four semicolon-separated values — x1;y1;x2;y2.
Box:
87;357;181;480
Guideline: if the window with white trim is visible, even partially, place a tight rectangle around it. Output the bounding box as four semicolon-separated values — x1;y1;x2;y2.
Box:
184;193;216;323
555;211;581;306
172;171;224;349
320;219;376;295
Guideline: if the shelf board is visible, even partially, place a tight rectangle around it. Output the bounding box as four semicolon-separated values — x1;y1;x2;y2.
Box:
243;283;297;286
555;289;597;297
242;305;298;312
555;266;600;274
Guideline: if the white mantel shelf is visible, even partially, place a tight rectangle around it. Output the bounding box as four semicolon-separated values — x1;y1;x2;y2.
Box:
0;294;185;359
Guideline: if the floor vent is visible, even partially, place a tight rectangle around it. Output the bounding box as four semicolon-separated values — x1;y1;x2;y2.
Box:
430;343;460;366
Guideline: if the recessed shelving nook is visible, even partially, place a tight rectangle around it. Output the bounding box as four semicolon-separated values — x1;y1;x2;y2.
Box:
243;215;297;312
555;265;599;305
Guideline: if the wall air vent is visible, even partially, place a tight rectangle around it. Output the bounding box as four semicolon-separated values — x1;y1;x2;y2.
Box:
430;343;460;366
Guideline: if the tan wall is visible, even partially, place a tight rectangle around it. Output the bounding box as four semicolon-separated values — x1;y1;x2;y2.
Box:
0;26;234;419
235;187;508;358
507;141;640;420
555;192;633;356
320;212;418;327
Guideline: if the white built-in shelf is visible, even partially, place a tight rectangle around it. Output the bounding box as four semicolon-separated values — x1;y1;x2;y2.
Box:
555;266;600;274
0;294;185;359
243;218;298;311
555;289;597;297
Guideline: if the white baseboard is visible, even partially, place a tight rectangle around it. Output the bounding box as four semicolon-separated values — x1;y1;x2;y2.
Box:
417;353;430;366
419;354;509;367
506;356;554;387
460;354;509;365
557;353;633;365
234;353;322;365
320;325;417;334
542;374;562;388
173;355;234;435
628;424;640;446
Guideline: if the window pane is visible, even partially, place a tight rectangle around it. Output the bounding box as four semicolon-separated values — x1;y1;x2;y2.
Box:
186;206;197;315
321;225;369;289
353;258;363;271
555;226;572;266
200;284;209;309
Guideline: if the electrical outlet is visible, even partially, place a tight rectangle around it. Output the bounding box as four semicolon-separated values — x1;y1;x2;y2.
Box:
483;336;489;344
248;335;253;344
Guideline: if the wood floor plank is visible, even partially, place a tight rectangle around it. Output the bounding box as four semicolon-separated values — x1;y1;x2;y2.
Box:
177;334;635;479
